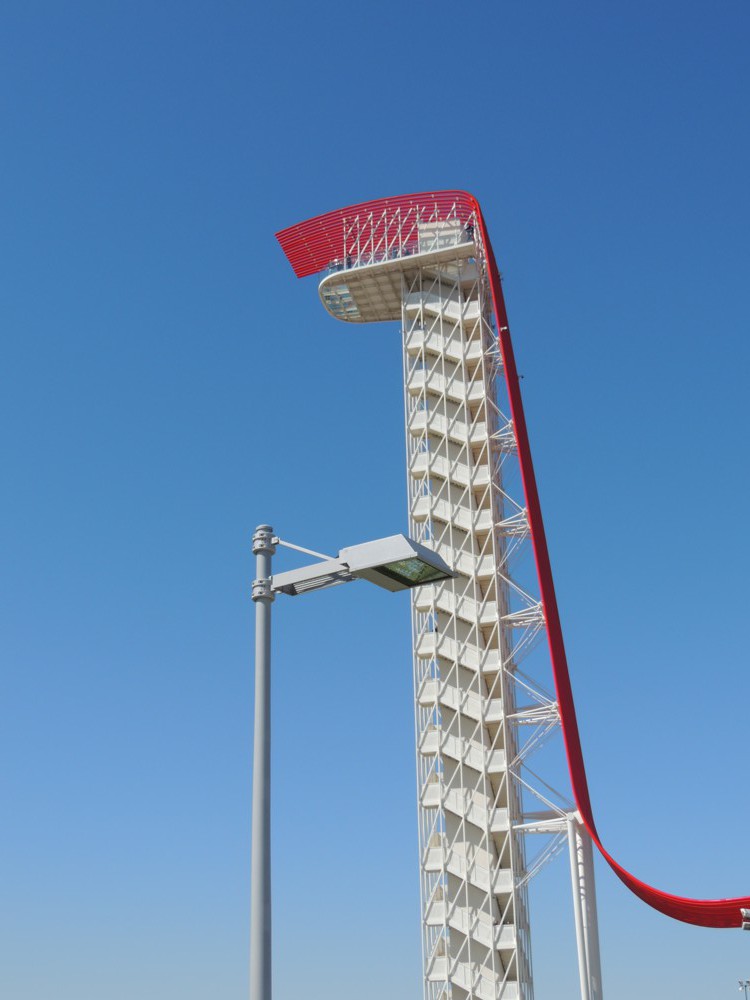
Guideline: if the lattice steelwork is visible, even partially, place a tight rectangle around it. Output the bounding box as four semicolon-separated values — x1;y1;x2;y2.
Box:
402;222;531;1000
314;209;563;1000
277;188;750;1000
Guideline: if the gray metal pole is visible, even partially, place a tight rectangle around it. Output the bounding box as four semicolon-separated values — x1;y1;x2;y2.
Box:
568;814;591;1000
580;825;604;1000
250;525;276;1000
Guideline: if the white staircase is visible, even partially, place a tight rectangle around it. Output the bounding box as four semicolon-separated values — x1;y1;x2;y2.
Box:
402;246;534;1000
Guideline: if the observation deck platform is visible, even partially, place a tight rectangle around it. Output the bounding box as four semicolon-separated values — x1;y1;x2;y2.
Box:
318;223;477;324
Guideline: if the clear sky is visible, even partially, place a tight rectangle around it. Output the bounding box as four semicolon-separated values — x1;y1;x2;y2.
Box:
1;2;749;998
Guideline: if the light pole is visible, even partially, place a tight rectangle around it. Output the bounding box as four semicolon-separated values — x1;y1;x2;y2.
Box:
248;526;454;1000
249;526;275;1000
739;980;750;999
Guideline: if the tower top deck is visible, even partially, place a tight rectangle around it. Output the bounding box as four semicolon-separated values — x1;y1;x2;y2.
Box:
318;222;477;323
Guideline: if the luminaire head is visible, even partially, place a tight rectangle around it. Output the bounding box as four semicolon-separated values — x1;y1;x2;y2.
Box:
272;533;455;597
340;534;454;591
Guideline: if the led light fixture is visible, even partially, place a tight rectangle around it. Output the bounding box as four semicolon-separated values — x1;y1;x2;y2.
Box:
272;533;454;597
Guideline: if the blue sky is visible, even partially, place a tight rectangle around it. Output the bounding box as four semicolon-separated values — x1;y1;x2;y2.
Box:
1;1;749;998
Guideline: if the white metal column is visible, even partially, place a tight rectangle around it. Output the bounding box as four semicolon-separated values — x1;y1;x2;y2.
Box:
567;815;603;1000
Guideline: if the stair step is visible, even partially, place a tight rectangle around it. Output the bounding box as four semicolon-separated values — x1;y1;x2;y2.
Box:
405;325;483;364
415;584;499;627
419;729;506;773
410;451;490;490
418;679;504;724
427;956;518;1000
411;495;494;535
408;408;488;447
407;367;486;405
421;786;509;834
424;844;513;892
425;898;516;951
404;290;482;325
416;632;501;675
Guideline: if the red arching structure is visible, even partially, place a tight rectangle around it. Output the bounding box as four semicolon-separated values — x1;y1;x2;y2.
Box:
277;190;750;929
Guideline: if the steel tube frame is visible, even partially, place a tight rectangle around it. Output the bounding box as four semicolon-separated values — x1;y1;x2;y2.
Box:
567;814;604;1000
250;525;276;1000
580;822;603;999
568;815;591;1000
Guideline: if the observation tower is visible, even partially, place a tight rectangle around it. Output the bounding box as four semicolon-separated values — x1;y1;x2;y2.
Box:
279;193;567;1000
276;190;750;1000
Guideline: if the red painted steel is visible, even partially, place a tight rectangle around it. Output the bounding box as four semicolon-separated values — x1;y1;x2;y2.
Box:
276;191;475;278
276;192;750;928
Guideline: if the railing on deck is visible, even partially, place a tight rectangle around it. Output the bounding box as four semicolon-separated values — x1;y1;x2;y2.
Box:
325;203;476;274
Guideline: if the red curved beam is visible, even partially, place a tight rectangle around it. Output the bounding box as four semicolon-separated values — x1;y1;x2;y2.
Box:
276;190;478;278
276;191;749;928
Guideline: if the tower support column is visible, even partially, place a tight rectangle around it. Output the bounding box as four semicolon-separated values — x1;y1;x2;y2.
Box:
567;814;604;1000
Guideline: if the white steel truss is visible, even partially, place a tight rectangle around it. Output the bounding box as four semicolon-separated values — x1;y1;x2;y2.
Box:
317;209;580;1000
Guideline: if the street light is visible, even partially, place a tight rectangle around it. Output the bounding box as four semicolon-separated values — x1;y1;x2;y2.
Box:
739;980;750;999
249;524;454;1000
